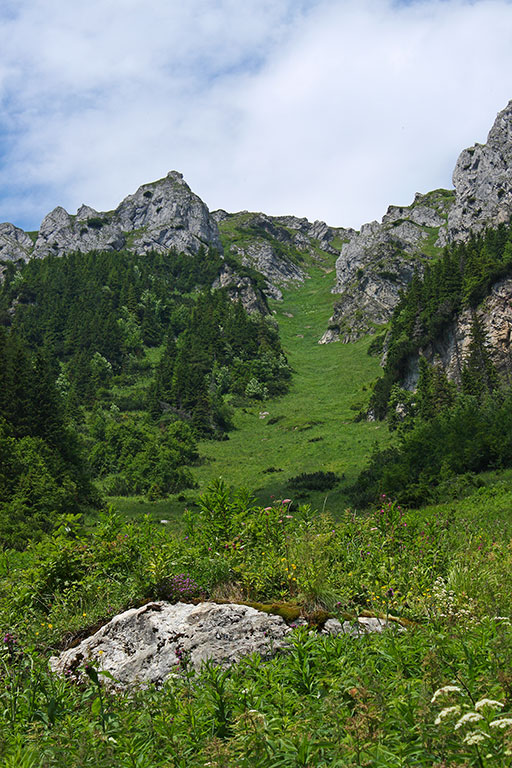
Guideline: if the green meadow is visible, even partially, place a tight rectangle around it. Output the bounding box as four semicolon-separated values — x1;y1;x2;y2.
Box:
111;261;390;520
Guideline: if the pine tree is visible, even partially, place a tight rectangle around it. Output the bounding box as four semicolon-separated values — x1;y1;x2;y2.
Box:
461;315;499;398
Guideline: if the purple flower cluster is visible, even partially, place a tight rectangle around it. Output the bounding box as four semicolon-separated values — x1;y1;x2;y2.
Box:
168;573;201;602
174;645;190;671
3;632;23;663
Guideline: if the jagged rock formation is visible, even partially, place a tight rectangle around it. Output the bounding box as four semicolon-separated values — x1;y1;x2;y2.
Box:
324;99;512;344
49;601;397;690
0;172;221;265
0;174;348;311
321;190;454;342
34;171;223;259
215;210;351;300
0;223;34;263
213;263;269;314
400;276;512;391
448;99;512;241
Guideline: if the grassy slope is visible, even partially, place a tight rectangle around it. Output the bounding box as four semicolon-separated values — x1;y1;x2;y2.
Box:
194;263;389;512
110;259;390;521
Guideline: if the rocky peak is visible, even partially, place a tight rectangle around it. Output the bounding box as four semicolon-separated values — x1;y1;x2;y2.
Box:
114;171;222;254
217;209;351;300
321;189;454;343
323;100;512;344
0;222;35;264
447;100;512;241
7;171;222;262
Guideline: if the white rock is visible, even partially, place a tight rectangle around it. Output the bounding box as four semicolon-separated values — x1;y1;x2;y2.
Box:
49;601;292;689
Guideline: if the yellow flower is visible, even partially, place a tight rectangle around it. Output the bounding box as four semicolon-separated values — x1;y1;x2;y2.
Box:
47;623;53;629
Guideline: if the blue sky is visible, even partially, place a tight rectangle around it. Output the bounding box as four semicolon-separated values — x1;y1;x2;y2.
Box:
1;0;512;231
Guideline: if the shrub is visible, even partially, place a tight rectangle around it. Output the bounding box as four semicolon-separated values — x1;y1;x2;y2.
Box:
288;471;339;492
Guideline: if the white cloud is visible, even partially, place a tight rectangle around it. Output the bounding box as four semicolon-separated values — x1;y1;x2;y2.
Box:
0;0;512;230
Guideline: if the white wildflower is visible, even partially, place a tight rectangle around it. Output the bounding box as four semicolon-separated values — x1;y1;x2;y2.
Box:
431;685;462;703
475;698;504;711
489;718;512;730
463;730;489;745
454;712;484;730
435;706;461;725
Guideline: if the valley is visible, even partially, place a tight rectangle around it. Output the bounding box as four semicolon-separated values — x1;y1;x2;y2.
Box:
111;258;390;523
2;99;512;767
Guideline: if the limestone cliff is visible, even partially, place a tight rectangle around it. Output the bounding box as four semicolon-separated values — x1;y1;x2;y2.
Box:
321;190;454;343
33;171;222;259
324;99;512;344
448;100;512;241
215;210;351;300
0;223;35;264
400;276;512;392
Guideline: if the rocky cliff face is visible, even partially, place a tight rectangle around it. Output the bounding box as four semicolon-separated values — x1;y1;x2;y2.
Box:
0;223;35;264
400;276;512;391
448;100;512;241
34;171;223;259
215;210;352;300
324;99;512;344
0;172;222;264
321;190;454;342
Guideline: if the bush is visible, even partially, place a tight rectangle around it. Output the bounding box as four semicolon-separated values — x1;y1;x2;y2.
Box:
288;471;339;492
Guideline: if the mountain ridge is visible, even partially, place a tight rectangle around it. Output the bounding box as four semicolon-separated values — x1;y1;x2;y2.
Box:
324;99;512;343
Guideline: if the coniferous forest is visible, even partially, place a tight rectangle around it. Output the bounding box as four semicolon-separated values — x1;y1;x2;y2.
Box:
0;247;290;546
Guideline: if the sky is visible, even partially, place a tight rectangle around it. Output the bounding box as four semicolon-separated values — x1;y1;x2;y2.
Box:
1;0;512;232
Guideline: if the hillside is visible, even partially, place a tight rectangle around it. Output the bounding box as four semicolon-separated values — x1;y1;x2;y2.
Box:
1;100;512;766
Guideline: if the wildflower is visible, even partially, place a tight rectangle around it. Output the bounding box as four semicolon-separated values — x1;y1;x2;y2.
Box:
454;712;484;730
475;698;504;711
463;731;489;745
431;685;462;703
434;706;460;725
282;499;291;504
489;718;512;729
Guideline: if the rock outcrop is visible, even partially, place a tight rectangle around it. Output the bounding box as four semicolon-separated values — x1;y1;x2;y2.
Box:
0;223;35;263
324;99;512;344
50;602;292;689
400;276;512;390
49;601;398;690
322;190;454;342
448;99;512;241
212;263;269;314
216;210;352;300
33;171;222;259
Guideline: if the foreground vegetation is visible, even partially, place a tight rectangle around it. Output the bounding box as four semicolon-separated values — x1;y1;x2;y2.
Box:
2;222;512;765
1;479;512;766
